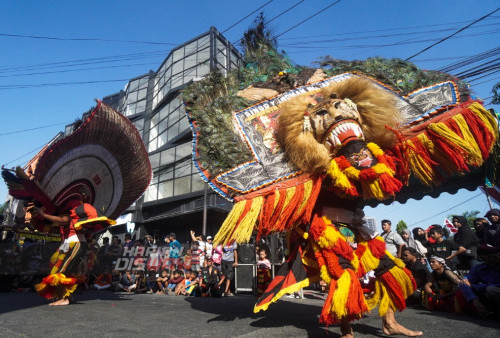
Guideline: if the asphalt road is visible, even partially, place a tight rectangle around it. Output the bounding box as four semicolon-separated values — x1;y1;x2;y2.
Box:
0;290;499;337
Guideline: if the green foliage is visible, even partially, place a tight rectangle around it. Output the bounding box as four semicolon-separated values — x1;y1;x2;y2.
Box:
316;56;469;97
492;82;500;105
396;220;408;234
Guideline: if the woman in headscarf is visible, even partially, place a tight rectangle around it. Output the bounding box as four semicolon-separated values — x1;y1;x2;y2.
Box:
401;229;427;257
452;216;480;269
412;227;430;248
423;256;467;313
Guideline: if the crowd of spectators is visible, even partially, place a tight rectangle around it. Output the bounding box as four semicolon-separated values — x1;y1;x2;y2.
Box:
1;209;499;319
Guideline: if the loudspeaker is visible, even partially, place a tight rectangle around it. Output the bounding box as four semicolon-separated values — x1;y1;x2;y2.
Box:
235;264;255;293
238;244;256;264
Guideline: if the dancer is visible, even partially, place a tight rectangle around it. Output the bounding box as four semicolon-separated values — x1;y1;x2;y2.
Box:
34;199;111;305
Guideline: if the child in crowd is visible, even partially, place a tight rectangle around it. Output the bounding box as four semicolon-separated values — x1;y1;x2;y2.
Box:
166;270;184;294
190;242;202;272
212;245;223;267
145;270;157;294
156;269;169;294
121;270;136;292
256;248;272;297
92;269;112;291
111;270;122;291
133;270;148;294
176;269;198;296
183;249;192;271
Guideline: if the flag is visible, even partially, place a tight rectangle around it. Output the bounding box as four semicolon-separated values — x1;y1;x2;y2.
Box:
444;218;458;233
480;185;500;207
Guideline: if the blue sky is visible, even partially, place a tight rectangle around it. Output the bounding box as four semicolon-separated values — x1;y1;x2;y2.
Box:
1;1;499;231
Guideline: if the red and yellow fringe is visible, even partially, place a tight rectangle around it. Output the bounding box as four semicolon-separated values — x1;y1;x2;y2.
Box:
397;101;498;186
327;143;403;201
34;273;78;300
214;177;322;245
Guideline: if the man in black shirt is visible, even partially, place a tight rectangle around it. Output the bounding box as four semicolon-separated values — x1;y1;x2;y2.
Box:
427;227;466;270
196;258;225;297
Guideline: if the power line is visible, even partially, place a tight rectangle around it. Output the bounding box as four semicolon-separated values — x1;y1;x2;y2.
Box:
409;193;483;227
0;79;130;90
0;32;178;45
268;0;305;23
406;6;500;61
0;122;67;136
222;0;275;33
276;0;343;38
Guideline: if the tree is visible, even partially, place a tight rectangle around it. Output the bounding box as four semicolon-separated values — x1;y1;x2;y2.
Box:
492;82;500;105
0;202;6;223
396;220;407;234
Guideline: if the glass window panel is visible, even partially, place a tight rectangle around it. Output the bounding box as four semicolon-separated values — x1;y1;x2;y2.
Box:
184;53;197;69
171;73;182;90
171;95;181;109
158;131;167;148
150;125;158;140
138;88;147;101
150;113;159;128
196;63;210;77
145;184;157;202
161;147;176;165
191;174;205;192
130;79;139;91
169;106;180;124
159;117;168;134
139;76;149;88
174;176;191;196
175;158;192;177
166;124;178;142
133;118;144;131
136;101;146;114
160;165;174;182
178;115;189;133
148;139;157;152
159;166;174;182
165;56;172;70
172;60;183;77
173;48;184;62
183;67;196;84
184;41;197;55
176;142;192;160
158;180;173;199
149;152;160;169
159;103;169;121
197;35;210;49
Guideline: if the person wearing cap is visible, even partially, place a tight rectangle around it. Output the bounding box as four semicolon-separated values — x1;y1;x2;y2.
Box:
205;235;213;261
484;209;500;248
459;245;500;316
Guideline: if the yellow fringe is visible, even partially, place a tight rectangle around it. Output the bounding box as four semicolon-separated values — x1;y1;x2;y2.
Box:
213;200;247;245
360;179;385;200
357;241;380;272
389;266;414;299
417;133;459;176
327;160;354;190
317;217;343;248
452;114;483;166
367;280;394;316
331;270;351;318
469;102;499;139
406;139;435;186
320;265;332;284
232;196;264;244
296;180;313;215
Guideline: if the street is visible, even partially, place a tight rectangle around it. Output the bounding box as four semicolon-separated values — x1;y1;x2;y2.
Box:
0;290;499;337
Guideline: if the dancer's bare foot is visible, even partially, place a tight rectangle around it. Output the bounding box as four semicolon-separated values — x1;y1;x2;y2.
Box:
48;299;63;306
382;308;423;336
340;318;354;338
52;298;70;306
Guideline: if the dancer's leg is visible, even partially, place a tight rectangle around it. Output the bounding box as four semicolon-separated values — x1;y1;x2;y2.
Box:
382;308;423;336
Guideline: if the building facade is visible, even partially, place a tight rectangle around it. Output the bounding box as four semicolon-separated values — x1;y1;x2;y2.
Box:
101;27;243;243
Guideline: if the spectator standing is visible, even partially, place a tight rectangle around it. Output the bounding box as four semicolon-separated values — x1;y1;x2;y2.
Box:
205;236;214;261
190;242;202;272
95;237;110;273
123;234;133;250
212;244;223;267
165;233;182;269
484;209;500;248
221;242;238;296
452;216;480;269
191;231;206;267
381;220;405;258
146;245;161;272
256;248;272;296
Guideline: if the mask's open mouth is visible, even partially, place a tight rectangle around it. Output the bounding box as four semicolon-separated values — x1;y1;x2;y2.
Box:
323;119;364;154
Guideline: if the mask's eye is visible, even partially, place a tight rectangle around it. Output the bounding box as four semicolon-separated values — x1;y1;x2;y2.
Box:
334;101;341;109
315;109;328;116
